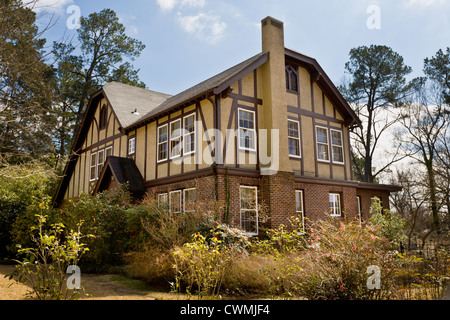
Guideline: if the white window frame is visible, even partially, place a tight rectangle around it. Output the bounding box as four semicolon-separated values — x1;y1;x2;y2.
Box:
357;196;362;224
157;124;169;163
295;190;305;232
240;186;259;236
183;188;197;213
183;114;196;156
90;152;97;181
97;149;105;178
170;119;182;159
329;193;342;217
316;126;330;162
330;129;345;164
238;108;257;152
128;137;136;155
288;120;302;158
169;190;182;214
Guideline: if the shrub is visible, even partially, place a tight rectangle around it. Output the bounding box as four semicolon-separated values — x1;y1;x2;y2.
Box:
7;206;90;300
172;232;231;299
296;218;397;300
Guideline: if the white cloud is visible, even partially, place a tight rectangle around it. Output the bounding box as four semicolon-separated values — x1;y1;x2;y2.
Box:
24;0;73;14
176;12;226;44
403;0;448;7
156;0;205;12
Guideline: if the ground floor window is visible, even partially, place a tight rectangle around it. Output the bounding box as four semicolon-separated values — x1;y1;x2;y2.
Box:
240;186;258;235
329;193;342;217
158;188;197;214
295;190;305;232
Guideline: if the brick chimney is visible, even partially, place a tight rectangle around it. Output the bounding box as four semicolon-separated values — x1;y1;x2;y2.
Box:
260;17;290;173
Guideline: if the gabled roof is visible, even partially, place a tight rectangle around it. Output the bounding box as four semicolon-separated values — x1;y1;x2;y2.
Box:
124;52;270;132
94;156;145;195
102;82;172;130
285;48;362;128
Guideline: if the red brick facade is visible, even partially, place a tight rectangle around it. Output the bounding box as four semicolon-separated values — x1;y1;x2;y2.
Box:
143;168;394;233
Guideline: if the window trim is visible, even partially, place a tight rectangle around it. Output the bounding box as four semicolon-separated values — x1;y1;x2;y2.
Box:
329;193;342;217
170;119;182;160
315;126;330;163
90;152;98;182
183;114;196;156
357;196;362;223
288;119;302;159
169;190;182;214
128;137;136;156
330;129;345;165
157;124;169;163
239;186;259;236
238;108;257;152
99;105;108;130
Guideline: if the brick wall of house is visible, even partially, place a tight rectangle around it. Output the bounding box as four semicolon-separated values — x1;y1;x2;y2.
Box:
143;171;393;233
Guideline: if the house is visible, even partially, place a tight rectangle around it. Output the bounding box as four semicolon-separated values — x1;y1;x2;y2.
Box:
54;16;401;234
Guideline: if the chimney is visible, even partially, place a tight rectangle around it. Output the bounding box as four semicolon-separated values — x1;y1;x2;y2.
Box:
260;17;290;173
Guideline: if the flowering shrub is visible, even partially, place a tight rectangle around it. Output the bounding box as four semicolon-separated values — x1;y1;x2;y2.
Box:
172;232;231;299
297;218;397;300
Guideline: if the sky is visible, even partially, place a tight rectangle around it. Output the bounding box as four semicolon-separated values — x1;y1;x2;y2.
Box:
31;0;450;96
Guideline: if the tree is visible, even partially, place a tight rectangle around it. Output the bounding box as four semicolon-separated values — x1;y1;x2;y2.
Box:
0;0;55;166
397;78;448;240
424;47;450;104
339;45;412;183
52;8;146;133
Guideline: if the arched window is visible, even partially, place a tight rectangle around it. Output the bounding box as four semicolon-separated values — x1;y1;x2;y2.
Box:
285;65;299;93
99;105;107;130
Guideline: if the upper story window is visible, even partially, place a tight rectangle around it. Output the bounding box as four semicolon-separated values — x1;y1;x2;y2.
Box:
285;65;299;93
128;137;136;156
331;129;344;164
288;120;301;158
90;146;112;181
99;105;107;130
158;124;169;162
316;126;330;162
157;112;197;162
238;108;256;151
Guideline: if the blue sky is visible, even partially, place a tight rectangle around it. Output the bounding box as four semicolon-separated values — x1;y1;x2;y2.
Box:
33;0;450;96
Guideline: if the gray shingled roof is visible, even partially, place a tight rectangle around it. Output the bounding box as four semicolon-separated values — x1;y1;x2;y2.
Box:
102;82;172;129
120;52;269;131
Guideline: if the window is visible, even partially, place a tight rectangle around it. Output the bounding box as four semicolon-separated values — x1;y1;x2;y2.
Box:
170;119;182;159
90;152;97;181
169;190;182;214
158;193;168;209
357;196;362;223
238;109;256;151
183;188;197;212
184;114;196;155
288;120;301;158
316;126;330;162
99;105;107;130
286;66;299;92
106;146;113;159
97;150;105;177
240;186;258;235
295;190;305;232
158;125;168;162
128;137;136;155
329;193;342;217
331;129;344;164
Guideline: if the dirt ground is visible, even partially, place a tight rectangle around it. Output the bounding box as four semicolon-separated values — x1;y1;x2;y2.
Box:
0;265;185;301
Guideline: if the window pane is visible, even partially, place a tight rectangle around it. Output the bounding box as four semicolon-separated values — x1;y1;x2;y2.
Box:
171;120;181;138
288;121;299;138
241;210;258;234
184;189;196;212
170;191;182;213
329;194;341;216
332;146;344;163
159;126;168;143
241;187;257;210
289;138;300;156
239;110;254;129
239;129;255;150
184;133;195;153
184;115;195;133
331;131;343;146
295;191;303;213
318;144;329;161
316;128;328;144
158;143;168;161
